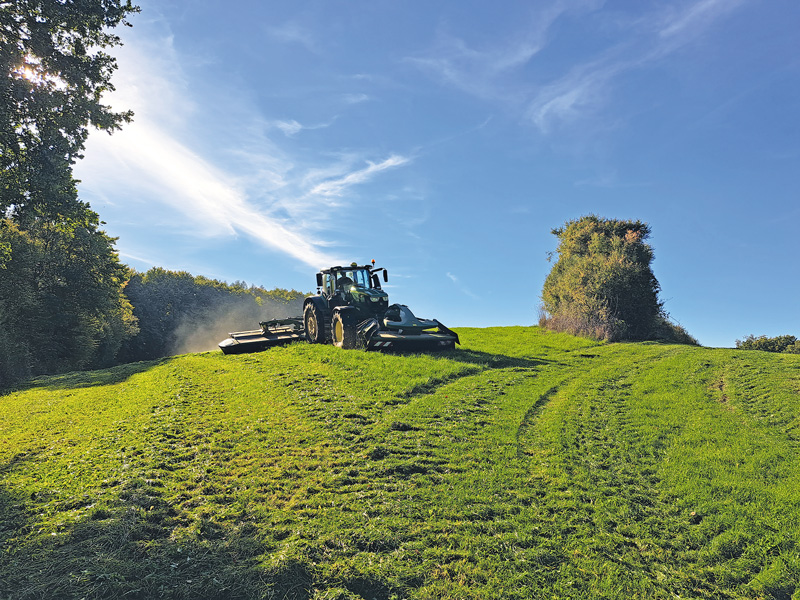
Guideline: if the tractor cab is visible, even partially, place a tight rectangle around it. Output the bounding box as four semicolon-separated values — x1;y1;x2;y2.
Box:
317;263;389;317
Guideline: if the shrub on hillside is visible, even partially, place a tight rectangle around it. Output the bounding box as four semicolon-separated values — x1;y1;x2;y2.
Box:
735;334;799;354
649;315;700;346
540;215;696;344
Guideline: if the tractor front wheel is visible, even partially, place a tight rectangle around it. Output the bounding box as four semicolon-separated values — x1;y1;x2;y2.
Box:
304;302;328;344
332;310;358;349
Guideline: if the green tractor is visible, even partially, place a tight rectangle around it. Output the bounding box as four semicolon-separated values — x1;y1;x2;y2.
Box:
219;262;459;354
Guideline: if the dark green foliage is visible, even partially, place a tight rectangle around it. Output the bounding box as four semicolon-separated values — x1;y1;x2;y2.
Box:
0;1;140;387
736;334;800;354
118;267;305;361
0;217;137;384
540;215;694;343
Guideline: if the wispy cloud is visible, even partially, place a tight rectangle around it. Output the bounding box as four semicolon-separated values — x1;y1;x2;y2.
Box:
274;119;303;137
407;0;749;133
526;58;618;134
341;93;370;105
446;272;479;300
658;0;746;41
266;21;318;53
272;118;336;137
77;26;410;269
309;155;411;198
85;118;337;267
407;29;550;101
406;1;601;100
526;0;750;132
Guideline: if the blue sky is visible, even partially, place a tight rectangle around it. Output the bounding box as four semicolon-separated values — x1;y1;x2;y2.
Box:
74;0;800;348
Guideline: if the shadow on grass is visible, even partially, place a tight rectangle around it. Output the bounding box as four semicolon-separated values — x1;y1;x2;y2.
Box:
397;346;558;371
448;347;558;370
0;453;35;541
3;358;173;394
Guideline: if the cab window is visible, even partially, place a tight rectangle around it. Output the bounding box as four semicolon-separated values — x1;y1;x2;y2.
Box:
348;269;370;288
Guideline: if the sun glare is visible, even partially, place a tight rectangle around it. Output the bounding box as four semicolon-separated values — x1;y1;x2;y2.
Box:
15;64;40;83
13;55;63;88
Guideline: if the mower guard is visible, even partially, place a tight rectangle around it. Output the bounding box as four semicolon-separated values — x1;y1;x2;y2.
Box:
359;318;459;351
218;317;304;354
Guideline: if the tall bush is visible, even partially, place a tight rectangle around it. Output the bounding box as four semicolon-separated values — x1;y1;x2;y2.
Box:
540;215;694;343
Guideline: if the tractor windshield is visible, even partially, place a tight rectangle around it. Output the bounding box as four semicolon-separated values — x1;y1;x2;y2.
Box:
355;269;372;288
342;269;371;289
333;269;372;292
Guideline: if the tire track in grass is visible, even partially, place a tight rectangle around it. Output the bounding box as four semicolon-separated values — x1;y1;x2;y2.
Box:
710;352;800;445
516;384;567;461
0;359;296;599
377;354;627;598
240;355;563;598
66;357;347;598
515;348;713;598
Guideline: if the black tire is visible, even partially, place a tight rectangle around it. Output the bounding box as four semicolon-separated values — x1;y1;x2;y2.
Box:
332;309;358;350
304;302;328;344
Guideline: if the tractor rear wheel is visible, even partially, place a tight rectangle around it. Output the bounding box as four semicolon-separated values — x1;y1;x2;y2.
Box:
304;302;328;344
332;310;358;349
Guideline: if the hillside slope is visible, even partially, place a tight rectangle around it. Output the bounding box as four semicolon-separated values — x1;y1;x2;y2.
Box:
1;327;799;599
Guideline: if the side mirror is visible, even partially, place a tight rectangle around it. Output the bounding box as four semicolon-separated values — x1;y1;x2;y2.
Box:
372;274;381;289
316;273;323;288
383;270;388;283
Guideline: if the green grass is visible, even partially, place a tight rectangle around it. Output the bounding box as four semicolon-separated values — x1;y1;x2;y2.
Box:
1;327;799;599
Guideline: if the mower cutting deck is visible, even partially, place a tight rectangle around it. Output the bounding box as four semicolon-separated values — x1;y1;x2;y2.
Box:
218;318;304;354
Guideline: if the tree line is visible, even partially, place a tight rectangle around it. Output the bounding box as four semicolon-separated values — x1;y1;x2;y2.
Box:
735;335;800;354
0;257;305;386
119;269;304;363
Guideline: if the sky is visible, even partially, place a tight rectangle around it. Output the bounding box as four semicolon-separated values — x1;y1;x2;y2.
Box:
74;0;800;349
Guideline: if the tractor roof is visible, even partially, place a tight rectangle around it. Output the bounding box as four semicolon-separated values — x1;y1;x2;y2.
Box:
320;264;374;274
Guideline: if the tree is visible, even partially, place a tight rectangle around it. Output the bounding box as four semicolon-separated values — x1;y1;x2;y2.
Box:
0;217;137;381
540;215;695;343
1;0;139;222
0;1;140;385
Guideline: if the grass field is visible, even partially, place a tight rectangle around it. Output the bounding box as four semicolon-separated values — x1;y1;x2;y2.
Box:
1;327;799;599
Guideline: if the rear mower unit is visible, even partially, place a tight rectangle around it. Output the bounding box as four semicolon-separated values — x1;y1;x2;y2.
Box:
217;318;304;354
219;262;459;354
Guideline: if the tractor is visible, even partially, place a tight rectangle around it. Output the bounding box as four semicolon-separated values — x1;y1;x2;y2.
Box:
218;262;459;354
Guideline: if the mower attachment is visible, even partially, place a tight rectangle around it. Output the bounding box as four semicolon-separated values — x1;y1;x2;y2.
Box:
218;317;304;354
358;316;459;351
